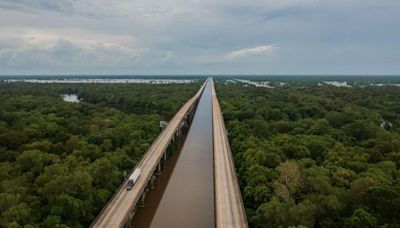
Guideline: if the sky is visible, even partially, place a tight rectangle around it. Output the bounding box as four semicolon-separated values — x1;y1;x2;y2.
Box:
0;0;399;75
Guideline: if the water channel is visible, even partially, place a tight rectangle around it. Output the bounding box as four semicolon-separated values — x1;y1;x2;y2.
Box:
131;81;215;228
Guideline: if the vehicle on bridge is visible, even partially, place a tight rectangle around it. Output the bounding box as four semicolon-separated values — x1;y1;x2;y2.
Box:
127;169;141;190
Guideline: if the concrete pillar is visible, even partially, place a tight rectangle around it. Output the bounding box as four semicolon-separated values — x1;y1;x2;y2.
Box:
126;208;136;228
125;218;132;228
163;151;167;162
150;176;155;189
157;162;162;175
139;192;146;207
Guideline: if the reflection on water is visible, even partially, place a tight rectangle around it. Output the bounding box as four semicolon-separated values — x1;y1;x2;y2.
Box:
131;81;214;228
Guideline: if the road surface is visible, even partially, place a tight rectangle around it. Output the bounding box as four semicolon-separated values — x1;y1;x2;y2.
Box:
91;79;208;228
211;79;248;228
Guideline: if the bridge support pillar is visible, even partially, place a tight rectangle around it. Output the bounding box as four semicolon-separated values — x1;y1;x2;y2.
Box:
156;162;162;175
125;209;135;228
150;175;155;189
139;192;146;208
163;151;167;162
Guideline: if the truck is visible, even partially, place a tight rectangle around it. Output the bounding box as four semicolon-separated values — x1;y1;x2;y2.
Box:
127;168;141;191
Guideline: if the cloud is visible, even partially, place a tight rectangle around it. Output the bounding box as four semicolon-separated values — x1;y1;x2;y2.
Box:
0;0;73;13
0;39;143;68
0;0;197;19
0;28;178;70
0;0;399;74
226;45;275;60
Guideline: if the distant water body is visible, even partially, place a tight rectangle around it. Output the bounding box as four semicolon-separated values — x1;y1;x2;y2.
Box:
62;94;79;103
1;75;400;87
3;79;195;84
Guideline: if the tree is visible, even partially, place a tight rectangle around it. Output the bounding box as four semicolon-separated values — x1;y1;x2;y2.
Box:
361;186;400;223
51;195;84;226
342;120;377;141
344;209;378;228
89;158;121;191
288;200;317;227
0;130;28;150
16;149;59;176
41;215;69;228
1;203;32;226
254;197;286;228
216;81;400;227
0;81;199;227
274;161;301;201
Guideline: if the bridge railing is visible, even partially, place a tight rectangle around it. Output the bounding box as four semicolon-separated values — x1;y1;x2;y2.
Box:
90;79;208;227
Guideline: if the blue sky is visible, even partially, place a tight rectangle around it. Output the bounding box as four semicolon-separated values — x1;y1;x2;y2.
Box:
0;0;399;75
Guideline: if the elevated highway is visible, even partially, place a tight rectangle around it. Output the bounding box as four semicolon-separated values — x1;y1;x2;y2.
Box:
92;78;248;228
211;79;248;228
91;79;208;228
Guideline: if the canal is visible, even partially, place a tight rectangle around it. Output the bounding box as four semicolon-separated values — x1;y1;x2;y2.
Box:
131;80;215;227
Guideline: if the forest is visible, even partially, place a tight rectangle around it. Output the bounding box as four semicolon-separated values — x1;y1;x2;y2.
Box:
216;81;400;227
0;82;199;227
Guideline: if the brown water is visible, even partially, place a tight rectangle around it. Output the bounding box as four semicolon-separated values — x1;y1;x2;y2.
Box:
131;81;215;228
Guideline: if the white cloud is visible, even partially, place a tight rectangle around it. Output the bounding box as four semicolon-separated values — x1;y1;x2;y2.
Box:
0;28;178;69
0;27;138;48
0;39;145;68
226;45;275;60
0;0;399;74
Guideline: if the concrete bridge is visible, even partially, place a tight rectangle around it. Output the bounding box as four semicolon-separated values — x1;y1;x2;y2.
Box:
91;78;247;228
211;79;248;228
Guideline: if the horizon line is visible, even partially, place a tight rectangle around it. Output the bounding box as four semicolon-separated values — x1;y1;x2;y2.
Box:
1;74;400;77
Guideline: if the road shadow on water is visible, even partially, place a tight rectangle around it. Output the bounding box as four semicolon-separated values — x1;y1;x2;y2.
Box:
130;120;191;227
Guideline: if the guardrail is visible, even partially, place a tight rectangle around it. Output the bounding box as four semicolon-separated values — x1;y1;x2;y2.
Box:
211;78;248;228
90;79;209;228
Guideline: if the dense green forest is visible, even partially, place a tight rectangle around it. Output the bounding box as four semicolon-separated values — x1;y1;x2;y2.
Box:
217;81;400;227
0;82;199;227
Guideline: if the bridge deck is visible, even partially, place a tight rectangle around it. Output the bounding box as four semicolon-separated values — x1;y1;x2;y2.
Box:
211;79;248;228
91;79;208;228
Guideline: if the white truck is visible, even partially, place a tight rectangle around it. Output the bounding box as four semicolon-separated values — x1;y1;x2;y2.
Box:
127;168;141;191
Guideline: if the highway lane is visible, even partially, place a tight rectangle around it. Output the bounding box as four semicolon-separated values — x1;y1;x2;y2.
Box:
91;79;208;228
211;79;248;228
142;77;214;227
